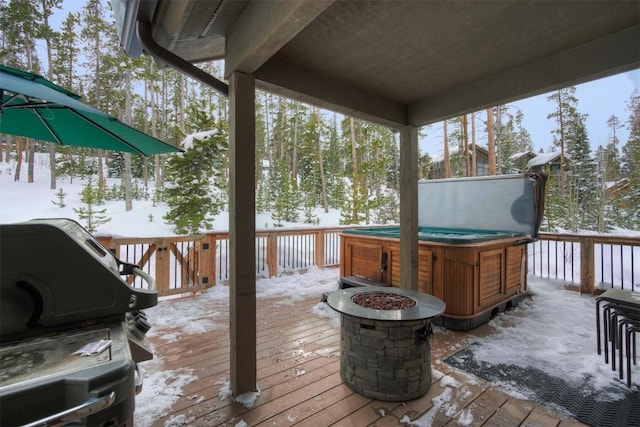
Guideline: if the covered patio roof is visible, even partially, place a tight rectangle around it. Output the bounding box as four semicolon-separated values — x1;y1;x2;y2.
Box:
115;0;639;396
117;0;638;129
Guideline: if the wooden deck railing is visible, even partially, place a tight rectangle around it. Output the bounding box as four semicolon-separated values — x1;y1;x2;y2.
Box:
96;227;347;297
97;227;640;297
528;233;640;293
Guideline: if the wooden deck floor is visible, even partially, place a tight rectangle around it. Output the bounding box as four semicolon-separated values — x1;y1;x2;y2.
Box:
140;292;588;427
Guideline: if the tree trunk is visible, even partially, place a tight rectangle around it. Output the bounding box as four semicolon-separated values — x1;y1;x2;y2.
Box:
471;112;477;176
495;106;503;173
291;102;298;189
487;108;496;175
27;140;34;183
43;0;56;189
148;63;162;187
14;138;23;181
124;68;133;211
264;92;273;173
350;117;359;223
69;152;74;184
279;97;286;161
557;89;565;195
49;144;57;189
316;109;329;213
4;135;12;163
443;120;450;178
124;153;133;211
25;27;35;182
97;150;105;185
462;114;470;177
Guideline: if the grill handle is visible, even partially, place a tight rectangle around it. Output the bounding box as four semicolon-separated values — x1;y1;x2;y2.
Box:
132;267;156;291
23;392;116;427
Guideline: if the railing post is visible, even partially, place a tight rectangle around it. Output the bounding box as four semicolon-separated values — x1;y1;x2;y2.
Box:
580;236;595;294
315;230;325;269
267;233;278;278
155;239;170;296
200;233;217;288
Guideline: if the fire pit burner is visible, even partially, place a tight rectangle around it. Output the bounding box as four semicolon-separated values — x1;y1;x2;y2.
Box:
327;286;445;401
352;292;417;310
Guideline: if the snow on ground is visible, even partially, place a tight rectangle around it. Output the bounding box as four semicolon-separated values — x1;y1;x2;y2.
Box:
0;155;344;236
472;276;640;393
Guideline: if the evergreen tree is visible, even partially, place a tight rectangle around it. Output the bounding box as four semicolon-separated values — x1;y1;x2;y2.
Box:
163;107;228;235
620;90;640;228
323;113;345;208
564;110;597;230
108;151;125;178
270;160;300;225
541;170;563;232
74;176;111;232
547;88;579;193
603;115;622;182
494;107;532;174
51;187;67;208
51;11;80;90
546;87;599;231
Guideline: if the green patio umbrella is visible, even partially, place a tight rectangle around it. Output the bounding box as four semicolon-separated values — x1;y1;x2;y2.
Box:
0;64;181;156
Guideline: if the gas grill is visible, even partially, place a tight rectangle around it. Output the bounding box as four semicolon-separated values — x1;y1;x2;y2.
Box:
0;218;157;426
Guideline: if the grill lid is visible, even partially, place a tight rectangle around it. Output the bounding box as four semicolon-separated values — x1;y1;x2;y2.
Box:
0;218;157;339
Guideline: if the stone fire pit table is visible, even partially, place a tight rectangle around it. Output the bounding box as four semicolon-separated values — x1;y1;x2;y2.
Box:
327;286;445;401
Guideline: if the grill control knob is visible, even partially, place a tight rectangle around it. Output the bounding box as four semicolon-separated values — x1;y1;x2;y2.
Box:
134;318;151;335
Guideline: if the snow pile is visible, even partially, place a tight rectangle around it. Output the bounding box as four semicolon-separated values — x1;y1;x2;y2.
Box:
134;358;197;427
218;381;261;408
472;276;640;390
399;370;477;426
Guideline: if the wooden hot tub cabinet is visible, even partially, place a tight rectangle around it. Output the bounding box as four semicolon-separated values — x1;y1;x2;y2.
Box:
340;232;528;330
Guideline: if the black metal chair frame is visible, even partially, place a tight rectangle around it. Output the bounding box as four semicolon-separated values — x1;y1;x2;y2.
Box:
596;289;640;387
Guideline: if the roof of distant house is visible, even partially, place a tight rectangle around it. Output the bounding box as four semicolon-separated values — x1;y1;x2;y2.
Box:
527;152;565;168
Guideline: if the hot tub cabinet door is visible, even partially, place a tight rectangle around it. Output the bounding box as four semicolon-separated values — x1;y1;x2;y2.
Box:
440;241;528;329
477;245;527;312
341;237;385;282
388;244;434;294
478;248;506;310
505;245;527;297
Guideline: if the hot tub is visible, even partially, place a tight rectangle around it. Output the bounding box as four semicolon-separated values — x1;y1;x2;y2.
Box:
339;174;547;330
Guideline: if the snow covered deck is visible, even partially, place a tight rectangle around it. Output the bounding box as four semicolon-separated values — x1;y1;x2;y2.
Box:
134;269;638;426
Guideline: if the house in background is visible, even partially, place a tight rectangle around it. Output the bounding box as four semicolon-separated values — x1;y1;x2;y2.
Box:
510;151;536;173
604;177;630;209
428;145;489;179
428;149;566;179
527;152;567;176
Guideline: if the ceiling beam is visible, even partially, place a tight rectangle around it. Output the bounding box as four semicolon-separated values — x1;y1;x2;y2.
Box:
255;56;407;129
225;0;334;78
409;25;640;126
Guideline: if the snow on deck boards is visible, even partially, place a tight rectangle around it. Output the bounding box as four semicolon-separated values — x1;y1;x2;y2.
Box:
138;293;588;427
